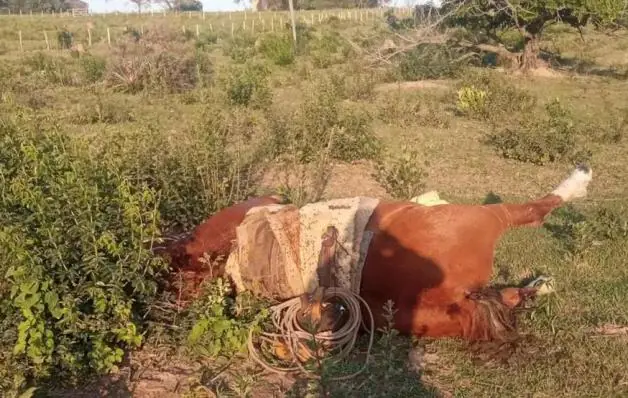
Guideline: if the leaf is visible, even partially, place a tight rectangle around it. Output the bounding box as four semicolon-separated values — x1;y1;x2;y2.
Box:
18;387;38;398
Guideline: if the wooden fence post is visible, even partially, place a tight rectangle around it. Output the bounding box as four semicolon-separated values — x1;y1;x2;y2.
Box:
195;24;199;38
44;31;50;50
18;31;23;52
88;28;92;47
107;27;111;47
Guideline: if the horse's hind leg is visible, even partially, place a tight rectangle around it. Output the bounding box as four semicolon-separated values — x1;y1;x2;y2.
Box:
496;165;593;228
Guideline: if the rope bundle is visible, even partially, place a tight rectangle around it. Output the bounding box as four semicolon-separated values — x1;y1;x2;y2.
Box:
248;287;375;381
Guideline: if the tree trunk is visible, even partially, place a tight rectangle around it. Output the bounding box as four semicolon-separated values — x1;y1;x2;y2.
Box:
520;36;540;70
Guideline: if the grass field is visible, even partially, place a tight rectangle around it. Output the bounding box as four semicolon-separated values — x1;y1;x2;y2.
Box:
1;8;627;398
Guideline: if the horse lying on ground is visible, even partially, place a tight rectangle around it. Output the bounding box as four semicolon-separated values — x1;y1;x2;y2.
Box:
161;165;592;342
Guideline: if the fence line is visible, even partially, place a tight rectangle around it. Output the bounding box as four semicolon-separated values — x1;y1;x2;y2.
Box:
0;7;415;20
3;7;420;52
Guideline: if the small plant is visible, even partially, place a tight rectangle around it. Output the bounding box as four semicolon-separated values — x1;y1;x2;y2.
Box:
396;43;474;81
224;63;272;108
79;55;107;83
184;279;269;358
57;29;73;49
223;33;257;64
545;204;628;260
258;32;295;66
106;35;199;93
0;121;166;389
485;98;591;165
375;145;428;199
70;94;135;124
267;77;380;164
457;85;488;116
455;69;537;121
195;31;218;51
379;91;451;129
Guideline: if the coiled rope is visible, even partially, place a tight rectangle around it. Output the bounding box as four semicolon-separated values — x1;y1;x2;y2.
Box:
248;287;375;381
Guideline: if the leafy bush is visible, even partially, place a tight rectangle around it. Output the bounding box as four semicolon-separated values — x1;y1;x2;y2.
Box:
545;204;628;260
57;30;73;49
267;77;380;163
180;278;270;358
23;53;81;86
258;32;295;66
0;120;166;392
79;55;107;83
375;145;428;199
378;91;451;129
455;69;537;121
195;31;218;51
485;99;590;165
223;33;257;64
70;94;135;124
309;30;350;69
396;43;474;80
106;31;203;93
224;63;272;108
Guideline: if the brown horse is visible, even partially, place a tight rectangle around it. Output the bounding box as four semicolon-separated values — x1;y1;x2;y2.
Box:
162;165;592;341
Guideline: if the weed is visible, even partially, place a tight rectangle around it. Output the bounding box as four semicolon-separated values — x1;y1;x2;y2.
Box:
455;69;537;121
223;33;257;64
267;77;380;163
396;43;474;81
106;31;202;93
0;120;166;389
485;98;591;165
23;52;81;86
57;29;73;49
258;32;295;66
195;31;218;51
79;55;107;83
379;90;451;128
224;62;272;108
70;94;135;124
375;144;428;199
545;204;628;260
182;279;269;359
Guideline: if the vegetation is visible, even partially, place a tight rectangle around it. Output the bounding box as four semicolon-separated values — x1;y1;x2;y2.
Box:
443;0;628;69
0;6;627;397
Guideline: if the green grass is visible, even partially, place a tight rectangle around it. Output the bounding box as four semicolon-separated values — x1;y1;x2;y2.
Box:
1;9;628;398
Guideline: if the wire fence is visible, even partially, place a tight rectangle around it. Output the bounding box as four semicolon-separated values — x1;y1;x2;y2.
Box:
0;7;417;53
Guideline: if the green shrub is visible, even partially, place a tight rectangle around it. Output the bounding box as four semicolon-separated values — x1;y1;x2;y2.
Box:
224;63;272;108
0;120;166;391
57;30;73;49
267;77;380;163
258;32;295;66
79;55;107;83
378;91;451;129
178;278;270;358
309;30;350;69
485;99;590;165
545;204;628;260
195;31;218;50
70;94;135;124
396;43;474;80
455;69;537;121
23;53;81;86
106;31;204;94
223;33;257;64
375;145;428;199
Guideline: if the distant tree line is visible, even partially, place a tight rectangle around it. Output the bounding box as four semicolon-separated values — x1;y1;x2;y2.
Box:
0;0;85;12
243;0;391;11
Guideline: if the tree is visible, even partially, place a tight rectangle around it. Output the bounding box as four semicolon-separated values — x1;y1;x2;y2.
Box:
240;0;391;11
159;0;201;11
442;0;628;69
129;0;151;13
